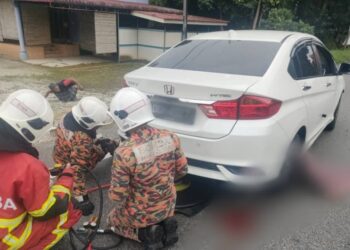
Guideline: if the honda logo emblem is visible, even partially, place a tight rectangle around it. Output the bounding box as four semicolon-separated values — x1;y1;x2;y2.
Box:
164;85;175;95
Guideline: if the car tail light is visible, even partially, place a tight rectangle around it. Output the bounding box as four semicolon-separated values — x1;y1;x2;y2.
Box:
200;100;238;119
239;95;281;119
200;95;281;120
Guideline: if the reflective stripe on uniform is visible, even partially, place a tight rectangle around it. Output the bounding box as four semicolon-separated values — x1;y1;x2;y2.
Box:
43;211;69;250
28;184;71;217
0;212;27;232
51;185;71;197
28;191;57;217
2;216;33;249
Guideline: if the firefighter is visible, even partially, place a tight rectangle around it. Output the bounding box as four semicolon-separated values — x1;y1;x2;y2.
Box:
0;89;81;249
53;96;117;216
108;87;188;250
45;78;83;102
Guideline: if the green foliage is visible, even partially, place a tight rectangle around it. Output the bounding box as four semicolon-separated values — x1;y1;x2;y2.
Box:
331;48;350;64
150;0;349;47
260;8;314;34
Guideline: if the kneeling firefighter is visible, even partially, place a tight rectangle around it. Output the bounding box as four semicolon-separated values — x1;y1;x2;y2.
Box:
0;89;81;249
53;96;117;216
108;87;188;250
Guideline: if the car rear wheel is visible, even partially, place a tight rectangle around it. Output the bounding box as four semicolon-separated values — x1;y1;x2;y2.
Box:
325;97;342;131
272;135;303;190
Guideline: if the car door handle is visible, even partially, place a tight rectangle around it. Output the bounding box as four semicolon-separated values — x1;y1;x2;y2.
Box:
303;85;312;91
325;82;332;87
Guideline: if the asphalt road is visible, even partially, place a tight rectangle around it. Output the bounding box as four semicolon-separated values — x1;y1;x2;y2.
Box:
35;76;350;250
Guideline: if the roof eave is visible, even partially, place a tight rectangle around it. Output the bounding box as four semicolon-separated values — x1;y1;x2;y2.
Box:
132;11;228;27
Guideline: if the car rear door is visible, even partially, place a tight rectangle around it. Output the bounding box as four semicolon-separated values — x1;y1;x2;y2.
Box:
313;44;339;117
290;42;329;141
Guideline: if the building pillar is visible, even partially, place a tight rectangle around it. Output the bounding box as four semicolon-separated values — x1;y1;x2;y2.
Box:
13;1;27;60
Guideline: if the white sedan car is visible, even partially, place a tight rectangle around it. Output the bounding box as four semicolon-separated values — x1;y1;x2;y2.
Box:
124;30;350;186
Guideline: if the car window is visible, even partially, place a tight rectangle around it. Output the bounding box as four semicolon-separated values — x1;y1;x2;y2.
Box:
314;45;337;76
149;40;281;77
292;44;320;79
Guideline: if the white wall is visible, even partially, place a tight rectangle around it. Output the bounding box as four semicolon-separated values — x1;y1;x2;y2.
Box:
119;28;200;61
119;28;138;59
95;12;117;54
0;0;18;40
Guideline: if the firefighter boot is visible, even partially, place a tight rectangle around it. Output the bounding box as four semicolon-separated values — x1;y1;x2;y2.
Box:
161;217;178;247
138;224;165;250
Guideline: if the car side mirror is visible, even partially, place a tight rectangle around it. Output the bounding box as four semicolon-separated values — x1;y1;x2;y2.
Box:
338;63;350;75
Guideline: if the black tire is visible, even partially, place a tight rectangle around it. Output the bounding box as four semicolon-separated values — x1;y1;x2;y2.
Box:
325;97;342;131
270;135;303;190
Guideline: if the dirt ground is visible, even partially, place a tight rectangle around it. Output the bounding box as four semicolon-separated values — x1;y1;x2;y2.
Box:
0;58;144;125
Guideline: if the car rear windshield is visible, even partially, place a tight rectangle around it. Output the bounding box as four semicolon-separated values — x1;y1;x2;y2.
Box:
149;39;281;76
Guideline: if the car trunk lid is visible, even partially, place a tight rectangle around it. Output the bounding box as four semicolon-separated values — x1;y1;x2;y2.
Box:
125;67;260;139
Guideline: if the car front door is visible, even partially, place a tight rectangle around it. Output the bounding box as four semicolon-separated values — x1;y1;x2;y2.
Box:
290;42;329;142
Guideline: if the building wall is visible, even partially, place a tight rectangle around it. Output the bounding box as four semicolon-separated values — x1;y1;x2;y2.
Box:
79;12;95;53
95;12;117;54
119;27;198;61
21;3;51;45
0;43;20;59
119;28;138;60
0;19;3;42
0;0;18;40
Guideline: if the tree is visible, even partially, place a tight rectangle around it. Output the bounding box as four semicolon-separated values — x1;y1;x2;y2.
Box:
285;0;350;48
150;0;349;47
259;8;314;34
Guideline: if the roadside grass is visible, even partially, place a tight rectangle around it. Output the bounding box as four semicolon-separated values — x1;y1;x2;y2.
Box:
331;48;350;64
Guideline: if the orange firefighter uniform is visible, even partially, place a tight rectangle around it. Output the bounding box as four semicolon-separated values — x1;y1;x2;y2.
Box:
0;151;81;250
53;112;106;197
108;126;188;241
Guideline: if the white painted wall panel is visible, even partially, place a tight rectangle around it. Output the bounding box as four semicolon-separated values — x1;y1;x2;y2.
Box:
118;27;203;61
95;12;117;54
165;32;180;48
0;0;18;40
138;46;163;61
120;47;137;59
138;29;163;47
119;28;137;45
119;28;137;60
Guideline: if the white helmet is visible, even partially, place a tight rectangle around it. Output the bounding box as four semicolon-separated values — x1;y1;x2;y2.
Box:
72;96;112;130
0;89;54;143
110;87;154;132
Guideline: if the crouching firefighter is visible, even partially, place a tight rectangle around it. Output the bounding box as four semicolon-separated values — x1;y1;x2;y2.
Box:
0;89;81;249
53;96;117;216
108;87;188;250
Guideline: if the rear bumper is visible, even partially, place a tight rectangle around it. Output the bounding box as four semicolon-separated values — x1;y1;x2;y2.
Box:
177;118;291;185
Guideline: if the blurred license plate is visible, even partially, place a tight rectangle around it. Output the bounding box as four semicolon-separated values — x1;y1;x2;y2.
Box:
151;96;196;125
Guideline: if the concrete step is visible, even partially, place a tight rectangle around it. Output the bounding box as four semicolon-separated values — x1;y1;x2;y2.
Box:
44;44;62;58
